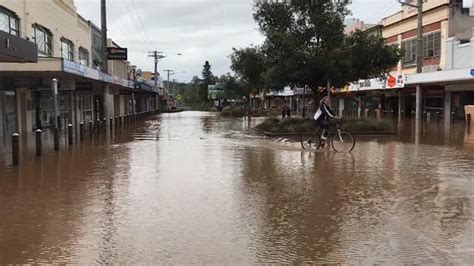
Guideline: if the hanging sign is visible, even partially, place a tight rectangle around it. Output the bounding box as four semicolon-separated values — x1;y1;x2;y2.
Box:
107;47;128;60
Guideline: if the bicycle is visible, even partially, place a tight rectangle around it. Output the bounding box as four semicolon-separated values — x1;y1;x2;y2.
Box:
300;119;355;152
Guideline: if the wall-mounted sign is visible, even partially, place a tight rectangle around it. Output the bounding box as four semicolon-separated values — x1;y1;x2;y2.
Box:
107;47;128;60
386;74;405;88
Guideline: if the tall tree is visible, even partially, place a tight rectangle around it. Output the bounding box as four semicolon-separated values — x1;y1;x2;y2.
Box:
229;46;267;99
253;0;401;101
200;61;215;103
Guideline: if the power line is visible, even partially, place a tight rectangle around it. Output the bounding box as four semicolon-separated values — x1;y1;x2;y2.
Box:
129;0;153;45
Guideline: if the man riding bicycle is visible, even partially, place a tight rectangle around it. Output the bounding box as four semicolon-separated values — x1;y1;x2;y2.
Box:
313;96;340;141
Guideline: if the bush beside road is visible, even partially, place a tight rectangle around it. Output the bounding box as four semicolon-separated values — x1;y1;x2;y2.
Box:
255;117;394;135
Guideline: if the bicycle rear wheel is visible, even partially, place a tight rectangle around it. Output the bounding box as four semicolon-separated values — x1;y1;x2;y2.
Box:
331;131;355;152
301;133;321;150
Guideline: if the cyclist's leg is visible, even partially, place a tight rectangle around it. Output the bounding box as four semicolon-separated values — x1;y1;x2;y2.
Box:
319;120;330;139
329;117;338;130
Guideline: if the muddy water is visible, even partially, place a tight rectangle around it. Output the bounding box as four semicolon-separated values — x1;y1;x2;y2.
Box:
0;112;473;264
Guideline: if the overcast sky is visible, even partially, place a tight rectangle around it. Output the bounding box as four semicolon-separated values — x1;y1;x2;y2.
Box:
75;0;403;82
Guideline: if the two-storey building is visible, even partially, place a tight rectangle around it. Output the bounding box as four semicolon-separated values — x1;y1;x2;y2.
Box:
382;0;474;120
0;0;157;138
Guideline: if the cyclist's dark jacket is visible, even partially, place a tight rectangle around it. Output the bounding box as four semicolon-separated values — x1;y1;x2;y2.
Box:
314;104;336;122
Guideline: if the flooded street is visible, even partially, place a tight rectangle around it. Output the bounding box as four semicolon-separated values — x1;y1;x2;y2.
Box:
0;112;473;264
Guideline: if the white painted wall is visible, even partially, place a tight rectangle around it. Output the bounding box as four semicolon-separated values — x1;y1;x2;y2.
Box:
445;37;474;70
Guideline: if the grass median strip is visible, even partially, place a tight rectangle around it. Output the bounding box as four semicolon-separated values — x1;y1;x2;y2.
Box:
255;117;394;135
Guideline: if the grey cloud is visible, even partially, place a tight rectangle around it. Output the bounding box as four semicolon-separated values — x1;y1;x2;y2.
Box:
75;0;398;82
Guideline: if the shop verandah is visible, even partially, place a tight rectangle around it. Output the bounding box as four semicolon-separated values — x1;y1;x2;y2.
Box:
0;59;158;140
330;82;474;125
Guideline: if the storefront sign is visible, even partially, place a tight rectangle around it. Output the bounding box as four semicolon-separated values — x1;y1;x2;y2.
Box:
349;78;385;91
406;68;474;85
424;88;445;95
386;74;405;88
107;47;128;60
63;60;135;89
63;60;99;80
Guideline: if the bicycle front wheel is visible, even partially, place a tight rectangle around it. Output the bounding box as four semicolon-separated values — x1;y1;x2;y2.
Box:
331;131;355;152
301;133;321;150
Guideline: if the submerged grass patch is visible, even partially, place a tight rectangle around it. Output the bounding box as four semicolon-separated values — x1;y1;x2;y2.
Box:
221;107;281;117
256;117;393;133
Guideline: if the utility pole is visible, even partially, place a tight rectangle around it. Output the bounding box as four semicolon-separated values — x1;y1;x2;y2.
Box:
101;0;108;74
148;51;164;111
100;0;108;123
148;51;164;88
399;0;423;121
163;69;174;94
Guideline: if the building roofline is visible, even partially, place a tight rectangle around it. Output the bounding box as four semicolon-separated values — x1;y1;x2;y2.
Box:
382;4;450;29
77;14;88;23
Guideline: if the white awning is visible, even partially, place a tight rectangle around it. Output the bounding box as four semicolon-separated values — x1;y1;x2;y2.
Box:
406;68;474;85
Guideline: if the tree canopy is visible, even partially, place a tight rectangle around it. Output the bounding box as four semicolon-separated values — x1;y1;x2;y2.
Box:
199;61;216;103
222;0;401;100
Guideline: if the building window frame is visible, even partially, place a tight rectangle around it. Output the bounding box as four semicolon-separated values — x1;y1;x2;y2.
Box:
401;38;417;66
402;31;441;67
78;47;89;66
423;31;441;58
0;6;20;36
32;24;53;57
60;37;75;61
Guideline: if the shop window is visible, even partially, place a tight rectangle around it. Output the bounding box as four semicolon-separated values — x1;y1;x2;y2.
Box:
424;96;443;109
32;24;53;56
0;6;19;36
60;37;74;61
79;47;89;66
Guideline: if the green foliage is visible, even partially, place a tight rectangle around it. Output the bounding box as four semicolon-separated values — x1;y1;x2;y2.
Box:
181;76;206;110
256;118;393;133
218;74;242;100
341;118;393;132
346;30;402;81
200;61;216;103
251;0;401;102
202;61;215;85
221;106;282;117
229;46;267;97
221;106;245;117
256;118;317;133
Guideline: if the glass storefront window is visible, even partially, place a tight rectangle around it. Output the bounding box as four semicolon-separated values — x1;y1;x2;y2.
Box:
424;96;443;109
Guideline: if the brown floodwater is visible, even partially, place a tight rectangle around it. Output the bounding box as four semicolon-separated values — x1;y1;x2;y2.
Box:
0;112;473;264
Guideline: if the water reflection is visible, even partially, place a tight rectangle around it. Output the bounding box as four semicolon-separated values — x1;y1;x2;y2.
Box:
0;112;473;264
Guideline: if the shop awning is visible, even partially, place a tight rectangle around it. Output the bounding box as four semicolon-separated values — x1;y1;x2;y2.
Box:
406;68;474;85
0;58;141;91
